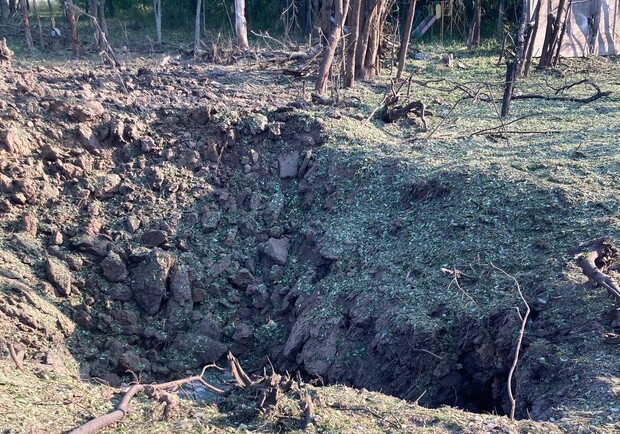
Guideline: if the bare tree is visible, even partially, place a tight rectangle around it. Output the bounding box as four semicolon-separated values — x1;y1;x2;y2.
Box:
20;0;34;50
538;0;569;69
194;0;202;56
99;0;108;36
65;0;80;59
46;0;56;29
344;0;362;87
154;0;162;44
234;0;249;49
31;0;44;49
315;0;350;95
396;0;417;79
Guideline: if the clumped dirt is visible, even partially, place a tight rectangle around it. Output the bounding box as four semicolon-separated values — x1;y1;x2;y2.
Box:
2;51;620;433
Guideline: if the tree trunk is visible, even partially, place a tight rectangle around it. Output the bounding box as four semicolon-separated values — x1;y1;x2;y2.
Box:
501;0;528;118
467;0;481;49
194;0;201;55
496;0;506;36
315;0;350;95
396;0;417;79
65;0;80;59
31;0;43;49
99;0;108;37
46;0;55;29
154;0;162;44
356;0;380;77
523;0;542;76
20;0;34;50
538;0;569;69
344;0;362;87
8;0;15;16
89;0;100;49
319;0;334;44
234;0;249;49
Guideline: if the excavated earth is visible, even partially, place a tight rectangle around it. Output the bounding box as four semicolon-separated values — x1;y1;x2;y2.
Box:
1;52;620;433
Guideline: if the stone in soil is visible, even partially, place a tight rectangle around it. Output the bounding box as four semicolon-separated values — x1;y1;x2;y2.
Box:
131;248;174;315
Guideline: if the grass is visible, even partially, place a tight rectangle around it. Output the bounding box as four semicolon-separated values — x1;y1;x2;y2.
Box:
1;38;620;432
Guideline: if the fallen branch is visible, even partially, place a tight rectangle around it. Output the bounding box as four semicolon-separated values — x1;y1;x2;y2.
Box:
512;79;611;104
7;343;24;370
228;351;253;387
68;365;224;434
491;263;530;421
577;238;620;304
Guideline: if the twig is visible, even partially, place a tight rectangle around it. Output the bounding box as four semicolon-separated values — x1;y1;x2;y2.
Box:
7;343;23;370
490;262;530;421
470;112;543;136
427;97;464;138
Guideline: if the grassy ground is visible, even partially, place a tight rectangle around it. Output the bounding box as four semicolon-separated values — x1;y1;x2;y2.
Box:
1;36;620;432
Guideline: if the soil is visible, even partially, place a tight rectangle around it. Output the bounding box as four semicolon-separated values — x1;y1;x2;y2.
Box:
1;45;620;433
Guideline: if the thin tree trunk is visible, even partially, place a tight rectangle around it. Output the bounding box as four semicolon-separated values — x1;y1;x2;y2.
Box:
89;0;99;49
20;0;34;50
319;0;334;43
356;0;380;76
99;0;108;36
194;0;201;56
65;0;80;59
315;0;350;95
234;0;249;49
467;0;481;49
523;0;542;76
496;0;506;36
8;0;15;16
46;0;55;28
538;0;569;68
396;0;417;79
154;0;162;44
501;0;528;117
345;0;362;87
32;0;43;49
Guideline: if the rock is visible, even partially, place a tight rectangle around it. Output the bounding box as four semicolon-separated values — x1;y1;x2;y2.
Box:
75;153;93;172
140;229;168;247
101;252;127;282
141;136;156;153
192;315;222;340
51;231;64;246
76;125;101;154
242;113;269;134
94;174;122;199
170;265;192;306
40;144;63;161
22;213;38;237
70;100;105;122
11;192;27;205
131;248;174;315
170;333;227;365
232;323;253;342
229;268;254;289
108;283;133;301
200;210;221;232
0;126;29;154
72;235;110;257
206;143;219;162
269;265;284;282
45;256;72;296
146;167;164;190
262;237;290;265
126;215;141;233
0;199;12;213
278;151;300;179
118;350;150;372
0;173;13;192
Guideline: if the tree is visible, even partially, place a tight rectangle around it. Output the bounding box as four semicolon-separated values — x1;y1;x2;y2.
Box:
194;0;201;55
467;0;482;49
344;0;361;87
0;0;9;24
65;0;80;59
20;0;34;50
396;0;418;79
154;0;162;44
31;0;44;49
89;0;100;49
315;0;350;95
234;0;249;49
99;0;109;36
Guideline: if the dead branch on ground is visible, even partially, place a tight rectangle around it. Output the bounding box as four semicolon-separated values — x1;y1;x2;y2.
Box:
228;351;253;387
7;343;24;370
491;263;530;421
68;365;224;434
512;79;611;104
576;237;620;305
